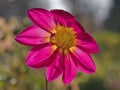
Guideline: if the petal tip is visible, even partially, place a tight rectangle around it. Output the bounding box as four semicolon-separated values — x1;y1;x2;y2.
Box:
87;66;96;74
25;60;31;67
15;35;18;41
27;9;33;17
96;46;100;54
62;79;71;85
15;35;22;43
46;76;54;82
15;35;28;45
26;8;36;19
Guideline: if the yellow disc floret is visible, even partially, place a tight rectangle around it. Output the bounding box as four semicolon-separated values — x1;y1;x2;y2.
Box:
51;24;76;53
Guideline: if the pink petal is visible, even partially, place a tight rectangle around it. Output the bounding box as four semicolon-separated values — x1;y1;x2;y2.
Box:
15;26;50;46
46;51;64;81
71;46;96;74
68;21;85;33
76;32;99;54
62;54;77;84
26;44;56;68
51;9;75;26
27;8;56;33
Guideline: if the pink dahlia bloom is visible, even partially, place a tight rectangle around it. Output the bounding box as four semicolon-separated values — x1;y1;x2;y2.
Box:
15;8;99;84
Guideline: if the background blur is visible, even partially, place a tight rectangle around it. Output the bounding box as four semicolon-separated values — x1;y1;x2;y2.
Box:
0;0;120;90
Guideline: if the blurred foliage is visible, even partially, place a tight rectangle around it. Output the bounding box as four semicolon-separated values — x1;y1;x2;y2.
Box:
105;0;120;31
80;77;106;90
0;17;120;90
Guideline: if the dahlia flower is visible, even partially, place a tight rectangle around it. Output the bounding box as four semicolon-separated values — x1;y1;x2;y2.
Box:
15;8;99;84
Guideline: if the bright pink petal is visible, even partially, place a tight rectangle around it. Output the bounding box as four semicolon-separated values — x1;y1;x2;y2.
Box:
15;26;50;46
62;54;77;84
27;8;56;33
67;21;85;33
26;44;56;68
71;46;96;74
51;9;75;26
46;52;64;81
76;32;99;54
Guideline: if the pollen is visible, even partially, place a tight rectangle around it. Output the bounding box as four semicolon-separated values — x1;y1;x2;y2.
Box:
51;25;76;52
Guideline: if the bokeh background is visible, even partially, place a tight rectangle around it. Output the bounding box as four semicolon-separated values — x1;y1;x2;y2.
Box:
0;0;120;90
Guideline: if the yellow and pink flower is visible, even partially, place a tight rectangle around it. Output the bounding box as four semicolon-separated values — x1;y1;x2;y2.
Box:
15;8;99;84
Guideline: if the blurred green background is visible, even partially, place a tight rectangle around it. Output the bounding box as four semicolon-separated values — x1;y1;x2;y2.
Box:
0;0;120;90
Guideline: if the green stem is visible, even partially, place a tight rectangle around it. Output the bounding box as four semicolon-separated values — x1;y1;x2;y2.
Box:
45;78;48;90
66;85;72;90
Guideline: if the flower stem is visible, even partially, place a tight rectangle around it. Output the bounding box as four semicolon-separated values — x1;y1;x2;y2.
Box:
66;85;72;90
45;78;48;90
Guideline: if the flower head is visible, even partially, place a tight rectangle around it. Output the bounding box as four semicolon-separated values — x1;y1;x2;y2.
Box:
15;8;99;84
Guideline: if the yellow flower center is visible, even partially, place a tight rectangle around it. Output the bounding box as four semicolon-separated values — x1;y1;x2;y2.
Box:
51;25;76;53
